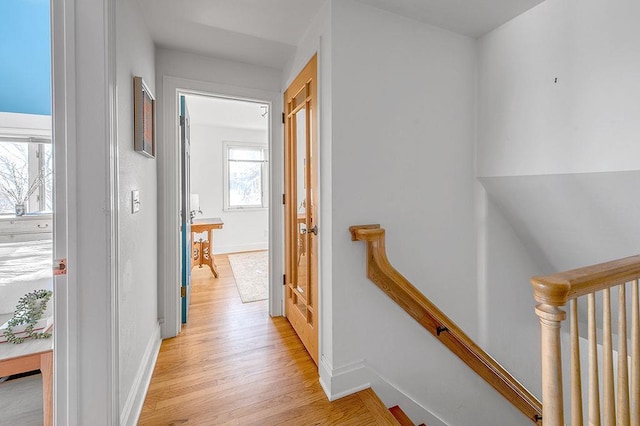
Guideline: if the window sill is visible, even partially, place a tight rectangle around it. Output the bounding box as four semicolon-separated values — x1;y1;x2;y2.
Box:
0;213;53;221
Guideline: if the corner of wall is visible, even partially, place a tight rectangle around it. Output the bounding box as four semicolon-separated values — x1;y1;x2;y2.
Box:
475;182;490;348
318;357;371;401
368;366;448;426
318;356;446;426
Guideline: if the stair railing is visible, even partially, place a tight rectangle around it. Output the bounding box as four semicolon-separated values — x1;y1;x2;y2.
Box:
350;224;542;424
532;255;640;426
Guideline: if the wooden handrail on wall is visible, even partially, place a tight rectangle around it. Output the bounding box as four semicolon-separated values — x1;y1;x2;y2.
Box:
350;224;543;425
531;255;640;426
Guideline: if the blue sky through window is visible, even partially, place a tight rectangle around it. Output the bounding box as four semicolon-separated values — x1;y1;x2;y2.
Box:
0;0;51;116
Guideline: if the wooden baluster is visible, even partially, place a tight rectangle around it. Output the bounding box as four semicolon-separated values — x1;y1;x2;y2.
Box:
571;298;584;426
536;303;566;426
618;283;630;425
632;280;640;425
589;293;601;426
603;288;616;425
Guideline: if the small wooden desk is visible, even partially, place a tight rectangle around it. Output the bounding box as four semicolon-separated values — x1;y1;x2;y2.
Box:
191;217;224;278
0;326;53;426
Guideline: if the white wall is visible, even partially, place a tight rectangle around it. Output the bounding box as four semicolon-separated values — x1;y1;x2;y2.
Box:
116;0;159;422
189;123;268;253
478;0;640;177
331;0;478;341
475;0;640;418
156;48;282;94
319;1;529;424
478;190;542;396
283;0;334;381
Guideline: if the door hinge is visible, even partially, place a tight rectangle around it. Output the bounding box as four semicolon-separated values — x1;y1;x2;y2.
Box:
283;274;286;285
181;286;186;298
180;115;185;126
282;193;286;205
282;112;285;124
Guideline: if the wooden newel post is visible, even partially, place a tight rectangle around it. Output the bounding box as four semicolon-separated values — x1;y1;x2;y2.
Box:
536;303;567;426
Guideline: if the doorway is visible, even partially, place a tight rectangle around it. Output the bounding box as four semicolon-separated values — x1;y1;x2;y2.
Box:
178;93;272;324
0;1;56;424
159;76;284;340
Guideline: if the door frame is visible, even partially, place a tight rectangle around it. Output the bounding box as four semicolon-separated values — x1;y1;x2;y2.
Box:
51;1;76;421
51;0;120;423
159;76;284;337
179;95;191;323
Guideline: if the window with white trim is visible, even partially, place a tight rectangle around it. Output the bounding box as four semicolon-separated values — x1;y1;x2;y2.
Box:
223;142;268;210
0;141;52;215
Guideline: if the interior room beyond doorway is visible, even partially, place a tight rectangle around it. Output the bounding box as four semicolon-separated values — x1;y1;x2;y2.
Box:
185;94;270;304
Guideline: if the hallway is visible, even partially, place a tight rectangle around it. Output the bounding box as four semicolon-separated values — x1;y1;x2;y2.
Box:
139;254;396;425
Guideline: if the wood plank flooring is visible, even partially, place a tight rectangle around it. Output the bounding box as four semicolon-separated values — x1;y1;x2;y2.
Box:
0;374;43;425
139;254;399;426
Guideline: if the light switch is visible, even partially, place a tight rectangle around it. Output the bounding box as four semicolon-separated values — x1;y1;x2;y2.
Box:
132;190;140;213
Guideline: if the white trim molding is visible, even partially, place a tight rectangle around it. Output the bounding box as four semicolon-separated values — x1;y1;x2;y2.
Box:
0;111;52;142
158;75;284;338
120;322;162;426
368;366;447;426
318;357;445;426
319;357;371;401
106;0;120;422
222;140;269;212
51;0;120;423
51;0;77;422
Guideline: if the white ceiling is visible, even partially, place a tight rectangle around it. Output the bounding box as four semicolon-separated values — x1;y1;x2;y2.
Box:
135;0;547;69
354;0;547;38
135;0;324;69
185;95;269;130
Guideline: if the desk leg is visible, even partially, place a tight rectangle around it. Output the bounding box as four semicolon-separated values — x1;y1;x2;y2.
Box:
209;229;219;278
40;351;53;426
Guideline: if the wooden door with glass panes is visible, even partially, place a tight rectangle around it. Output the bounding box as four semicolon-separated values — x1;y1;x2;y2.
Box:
284;55;318;364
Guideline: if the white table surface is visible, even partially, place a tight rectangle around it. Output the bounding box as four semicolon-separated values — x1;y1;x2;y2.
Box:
0;313;53;362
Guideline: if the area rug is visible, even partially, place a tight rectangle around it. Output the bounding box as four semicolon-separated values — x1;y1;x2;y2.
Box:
228;251;268;303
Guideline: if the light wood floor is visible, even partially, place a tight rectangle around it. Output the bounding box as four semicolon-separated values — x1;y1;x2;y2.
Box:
139;254;398;426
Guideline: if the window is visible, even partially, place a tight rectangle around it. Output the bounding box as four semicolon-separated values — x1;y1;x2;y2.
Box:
223;142;268;210
0;141;52;215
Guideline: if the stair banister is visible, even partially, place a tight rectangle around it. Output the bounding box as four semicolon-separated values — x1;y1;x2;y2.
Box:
531;255;640;426
350;224;543;424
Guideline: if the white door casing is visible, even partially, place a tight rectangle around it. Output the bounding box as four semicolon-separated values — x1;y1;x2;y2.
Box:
158;77;284;338
52;0;120;423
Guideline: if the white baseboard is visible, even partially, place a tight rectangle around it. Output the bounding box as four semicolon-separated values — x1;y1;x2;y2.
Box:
319;357;371;401
318;357;446;425
214;242;268;254
369;366;447;426
120;322;162;426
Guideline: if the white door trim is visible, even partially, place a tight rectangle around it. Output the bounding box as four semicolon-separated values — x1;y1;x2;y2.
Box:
51;0;77;422
106;0;121;421
52;0;120;423
158;76;284;338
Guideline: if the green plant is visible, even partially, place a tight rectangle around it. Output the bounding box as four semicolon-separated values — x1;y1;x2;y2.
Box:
2;289;52;344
